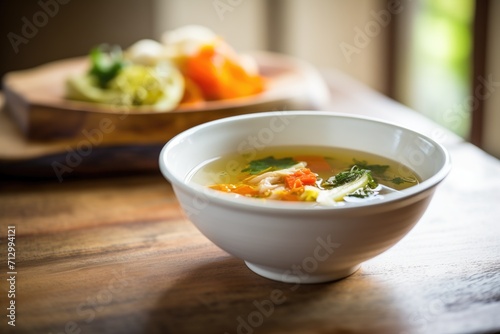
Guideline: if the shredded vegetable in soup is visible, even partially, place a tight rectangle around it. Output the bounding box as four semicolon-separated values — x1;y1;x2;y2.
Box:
189;146;420;206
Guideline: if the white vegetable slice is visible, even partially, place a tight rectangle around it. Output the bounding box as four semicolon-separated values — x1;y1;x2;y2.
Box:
109;63;184;110
126;39;167;66
65;63;184;111
66;75;121;104
316;172;373;205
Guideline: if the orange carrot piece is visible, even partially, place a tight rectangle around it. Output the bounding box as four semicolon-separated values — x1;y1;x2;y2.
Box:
209;184;259;197
293;156;332;173
184;44;264;101
284;168;317;190
280;191;302;201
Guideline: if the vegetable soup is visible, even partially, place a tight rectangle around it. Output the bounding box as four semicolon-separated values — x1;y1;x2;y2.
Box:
188;146;420;206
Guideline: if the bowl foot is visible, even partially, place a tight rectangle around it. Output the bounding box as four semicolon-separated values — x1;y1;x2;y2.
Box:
245;262;361;284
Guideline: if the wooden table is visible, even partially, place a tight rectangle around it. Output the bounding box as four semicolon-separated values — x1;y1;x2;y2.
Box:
1;70;500;334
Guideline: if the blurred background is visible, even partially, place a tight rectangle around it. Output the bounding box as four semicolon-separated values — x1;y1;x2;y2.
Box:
1;0;499;157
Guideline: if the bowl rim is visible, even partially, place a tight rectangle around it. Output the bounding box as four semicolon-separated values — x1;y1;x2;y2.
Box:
159;110;452;212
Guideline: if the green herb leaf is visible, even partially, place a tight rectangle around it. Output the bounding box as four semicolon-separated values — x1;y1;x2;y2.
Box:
89;45;125;88
352;159;389;176
390;177;406;185
388;176;417;185
322;165;378;189
241;156;298;175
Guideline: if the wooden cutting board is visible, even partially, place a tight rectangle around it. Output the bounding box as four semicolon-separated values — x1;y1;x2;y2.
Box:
0;52;330;178
2;52;329;141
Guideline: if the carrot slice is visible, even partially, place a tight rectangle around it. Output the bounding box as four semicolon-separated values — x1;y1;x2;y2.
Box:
280;191;302;201
184;44;264;100
180;76;204;105
294;156;332;173
209;184;259;196
284;168;317;190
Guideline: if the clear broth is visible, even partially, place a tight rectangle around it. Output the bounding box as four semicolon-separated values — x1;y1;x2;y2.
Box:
188;146;420;193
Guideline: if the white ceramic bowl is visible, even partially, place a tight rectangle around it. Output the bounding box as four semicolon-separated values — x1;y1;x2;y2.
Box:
159;111;451;283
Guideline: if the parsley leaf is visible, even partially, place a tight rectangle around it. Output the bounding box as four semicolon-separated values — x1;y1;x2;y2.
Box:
388;176;418;185
322;165;378;190
352;159;389;176
241;156;298;175
89;45;125;88
390;177;406;185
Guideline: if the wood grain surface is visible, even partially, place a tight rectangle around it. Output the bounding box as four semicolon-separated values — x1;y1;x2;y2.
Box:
1;71;499;334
